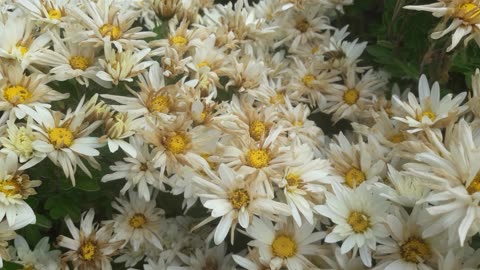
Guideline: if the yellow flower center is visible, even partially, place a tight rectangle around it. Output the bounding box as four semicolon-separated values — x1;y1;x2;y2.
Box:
23;264;35;270
165;134;187;154
48;9;62;20
139;163;148;171
303;74;315;87
16;45;28;56
270;93;285;105
247;149;270;168
148;94;170;113
457;2;480;23
311;46;319;54
3;85;31;105
229;189;250;209
286;173;302;188
0;179;21;197
69;56;89;71
293;121;303;127
13;127;34;157
400;236;431;263
296;19;310;33
388;133;406;143
343;88;359;105
249;120;266;141
417;110;436;121
80;241;96;261
272;235;297;258
48;127;74;149
344;167;366;188
347;211;370;233
198;61;210;69
99;24;122;40
129;213;147;228
170;35;188;46
467;171;480;194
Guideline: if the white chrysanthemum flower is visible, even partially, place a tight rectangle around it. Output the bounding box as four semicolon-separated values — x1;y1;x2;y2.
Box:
11;235;61;270
392;74;467;133
0;117;47;167
314;183;390;267
111;190;164;251
404;0;480;51
0;221;16;268
375;206;443;270
16;0;67;25
102;135;163;201
57;209;124;270
318;245;367;270
404;119;480;246
176;243;236;269
32;31;110;88
275;155;331;226
0;63;69;119
68;0;155;49
192;164;291;244
245;217;326;270
96;42;154;86
0;15;50;69
0;152;40;230
232;249;272;270
23;103;103;184
98;111;137;157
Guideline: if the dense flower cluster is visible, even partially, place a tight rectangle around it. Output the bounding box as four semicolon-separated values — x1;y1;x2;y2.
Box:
1;0;480;269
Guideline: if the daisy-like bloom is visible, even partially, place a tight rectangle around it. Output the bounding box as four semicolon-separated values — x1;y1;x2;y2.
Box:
224;55;268;93
16;0;67;26
32;30;110;88
232;249;273;270
176;243;236;269
317;245;367;270
314;183;390;267
11;236;61;270
392;74;467;133
96;42;154;86
0;152;41;230
110;190;164;251
274;154;331;226
150;19;200;57
0;221;15;268
192;164;291;244
24;103;103;184
0;15;50;69
102;135;163;201
0;117;47;167
404;0;480;51
404;119;480;246
99;111;137;157
68;0;155;49
57;209;124;270
327;132;386;189
375;205;442;270
323;68;386;123
0;63;69;119
245;217;326;270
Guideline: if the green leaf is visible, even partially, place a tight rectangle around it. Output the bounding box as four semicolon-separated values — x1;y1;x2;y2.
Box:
75;178;100;192
1;261;23;270
35;214;52;229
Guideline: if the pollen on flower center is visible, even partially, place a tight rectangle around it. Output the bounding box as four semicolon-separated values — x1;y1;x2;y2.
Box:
286;173;302;188
247;149;270;168
270;93;285;104
170;35;188;46
296;19;310;33
229;189;250;209
129;213;147;228
456;2;480;23
347;211;370;233
48;9;62;20
0;179;21;197
3;85;31;105
272;235;297;258
343;88;359;105
69;56;90;71
165;134;187;154
148;94;170;113
400;236;431;263
388;133;405;143
467;171;480;194
249;120;266;140
344;167;366;188
99;24;122;40
16;45;28;56
80;241;96;261
48;127;74;149
417;110;436;121
198;61;210;69
303;74;316;87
